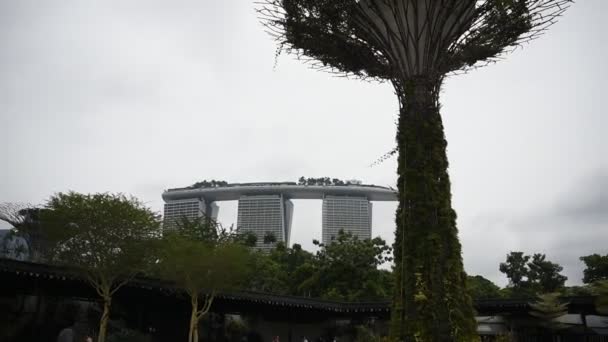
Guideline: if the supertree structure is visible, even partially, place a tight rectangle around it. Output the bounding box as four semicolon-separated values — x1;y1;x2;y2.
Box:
259;1;571;340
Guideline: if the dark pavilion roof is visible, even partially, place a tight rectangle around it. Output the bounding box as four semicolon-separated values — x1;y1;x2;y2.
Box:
0;258;598;317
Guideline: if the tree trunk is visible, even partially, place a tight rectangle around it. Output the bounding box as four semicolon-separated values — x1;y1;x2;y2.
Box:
189;295;198;342
98;295;111;342
389;79;477;341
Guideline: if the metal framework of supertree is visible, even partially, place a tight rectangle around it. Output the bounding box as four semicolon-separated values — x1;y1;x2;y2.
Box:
0;203;46;261
258;1;571;340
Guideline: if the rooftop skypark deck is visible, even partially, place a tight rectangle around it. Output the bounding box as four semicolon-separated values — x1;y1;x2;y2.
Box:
162;182;398;202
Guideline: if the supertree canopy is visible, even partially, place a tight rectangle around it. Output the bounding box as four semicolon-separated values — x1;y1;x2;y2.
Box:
259;1;571;340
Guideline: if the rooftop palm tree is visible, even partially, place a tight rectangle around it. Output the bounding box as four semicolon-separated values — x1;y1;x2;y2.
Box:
259;1;572;340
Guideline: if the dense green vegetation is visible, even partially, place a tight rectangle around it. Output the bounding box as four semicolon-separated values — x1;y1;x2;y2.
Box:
262;231;277;245
580;253;608;284
466;275;502;300
499;252;568;297
244;245;601;302
1;200;604;305
245;230;393;301
186;180;229;189
297;177;360;186
593;280;608;315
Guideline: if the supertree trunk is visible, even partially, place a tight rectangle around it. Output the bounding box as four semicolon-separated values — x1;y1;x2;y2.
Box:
390;78;477;341
258;1;572;340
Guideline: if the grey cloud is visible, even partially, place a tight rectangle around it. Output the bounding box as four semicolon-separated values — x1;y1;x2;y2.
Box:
462;169;608;286
512;169;608;231
554;170;608;224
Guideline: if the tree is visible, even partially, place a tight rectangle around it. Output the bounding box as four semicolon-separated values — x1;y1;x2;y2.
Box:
42;192;160;342
591;280;608;315
560;285;594;297
241;236;393;299
527;253;567;293
269;242;315;296
258;1;571;340
157;215;249;342
467;275;502;300
300;230;392;301
529;293;569;331
172;215;258;248
580;254;608;284
263;231;277;244
244;242;315;296
236;231;258;247
188;179;229;189
245;250;289;293
156;234;248;342
500;252;531;290
499;252;567;296
170;215;232;243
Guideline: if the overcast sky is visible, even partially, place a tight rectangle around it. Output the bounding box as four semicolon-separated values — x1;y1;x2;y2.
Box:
0;0;605;287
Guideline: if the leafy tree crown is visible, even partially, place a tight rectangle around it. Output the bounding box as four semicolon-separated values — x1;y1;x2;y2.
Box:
43;192;161;284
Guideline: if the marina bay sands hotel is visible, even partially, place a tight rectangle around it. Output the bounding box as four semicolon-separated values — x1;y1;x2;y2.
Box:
162;181;397;249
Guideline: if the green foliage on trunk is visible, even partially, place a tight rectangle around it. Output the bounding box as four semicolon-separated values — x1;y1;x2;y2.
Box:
42;192;161;342
390;82;477;341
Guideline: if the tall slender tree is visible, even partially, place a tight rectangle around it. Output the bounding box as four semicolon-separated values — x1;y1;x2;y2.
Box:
156;235;249;342
156;216;249;342
259;1;571;340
